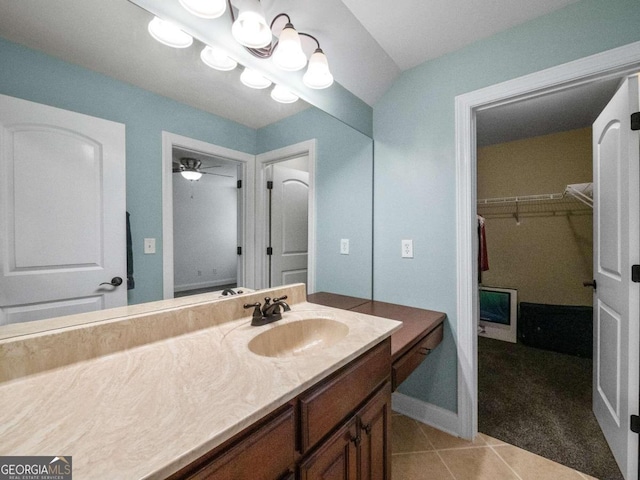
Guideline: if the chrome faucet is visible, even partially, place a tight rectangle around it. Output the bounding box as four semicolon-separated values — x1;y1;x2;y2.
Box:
244;296;291;326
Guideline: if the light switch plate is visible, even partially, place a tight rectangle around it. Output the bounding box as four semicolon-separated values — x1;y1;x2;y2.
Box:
401;239;413;258
144;238;156;254
340;239;350;255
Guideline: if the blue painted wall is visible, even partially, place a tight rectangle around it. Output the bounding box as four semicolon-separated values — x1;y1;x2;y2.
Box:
374;0;640;412
257;108;373;298
0;38;257;305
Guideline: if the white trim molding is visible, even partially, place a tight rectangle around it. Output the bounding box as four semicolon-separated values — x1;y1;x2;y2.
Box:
455;41;640;440
392;392;460;438
161;132;255;299
255;139;317;293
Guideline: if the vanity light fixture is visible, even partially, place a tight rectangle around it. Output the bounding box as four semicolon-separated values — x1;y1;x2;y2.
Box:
178;0;227;18
226;6;335;90
240;67;272;89
148;16;193;48
270;84;299;103
231;0;272;48
201;45;238;71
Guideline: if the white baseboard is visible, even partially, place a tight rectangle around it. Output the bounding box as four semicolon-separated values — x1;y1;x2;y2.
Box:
174;278;236;292
392;392;460;438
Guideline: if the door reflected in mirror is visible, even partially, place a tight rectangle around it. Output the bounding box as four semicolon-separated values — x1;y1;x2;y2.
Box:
172;148;241;298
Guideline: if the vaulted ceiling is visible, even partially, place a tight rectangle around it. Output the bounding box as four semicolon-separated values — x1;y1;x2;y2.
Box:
0;0;619;141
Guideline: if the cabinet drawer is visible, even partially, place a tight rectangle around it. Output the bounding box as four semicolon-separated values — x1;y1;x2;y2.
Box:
392;324;443;390
299;338;391;453
187;405;296;480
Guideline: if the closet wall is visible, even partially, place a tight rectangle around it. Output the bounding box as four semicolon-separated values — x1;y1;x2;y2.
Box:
477;127;593;306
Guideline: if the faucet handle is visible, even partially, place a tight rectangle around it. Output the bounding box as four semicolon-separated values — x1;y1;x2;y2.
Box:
273;295;288;302
243;302;262;318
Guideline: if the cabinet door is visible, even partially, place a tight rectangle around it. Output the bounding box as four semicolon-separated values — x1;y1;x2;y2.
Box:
358;382;392;480
299;339;390;452
299;417;358;480
184;405;296;480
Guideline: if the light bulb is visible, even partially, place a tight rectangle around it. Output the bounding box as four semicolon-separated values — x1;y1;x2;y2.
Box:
271;85;299;103
201;46;237;71
231;0;271;48
240;67;272;89
181;170;203;181
178;0;226;18
303;48;334;89
148;17;193;49
272;23;307;71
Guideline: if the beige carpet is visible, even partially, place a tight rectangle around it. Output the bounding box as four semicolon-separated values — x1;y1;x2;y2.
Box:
478;336;623;480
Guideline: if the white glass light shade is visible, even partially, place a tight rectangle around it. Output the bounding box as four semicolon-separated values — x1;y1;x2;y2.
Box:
303;49;334;89
179;0;226;18
148;17;193;48
272;24;307;71
181;170;203;181
231;0;272;48
271;85;299;104
240;67;272;89
200;46;237;71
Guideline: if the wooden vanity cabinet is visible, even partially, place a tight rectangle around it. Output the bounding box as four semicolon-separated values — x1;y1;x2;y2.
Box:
358;382;392;480
299;416;359;480
299;382;391;480
170;338;392;480
171;403;297;480
392;323;443;389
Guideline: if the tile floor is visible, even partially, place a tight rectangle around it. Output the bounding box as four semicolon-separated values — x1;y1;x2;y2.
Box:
391;412;598;480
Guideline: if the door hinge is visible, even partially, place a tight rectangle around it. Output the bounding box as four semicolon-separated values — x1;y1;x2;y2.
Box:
237;246;242;255
267;180;273;190
631;415;640;434
266;247;273;256
237;179;242;189
632;265;640;283
631;112;640;131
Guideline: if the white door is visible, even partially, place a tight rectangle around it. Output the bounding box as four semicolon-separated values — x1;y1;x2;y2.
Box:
0;94;127;325
268;164;309;287
592;75;640;479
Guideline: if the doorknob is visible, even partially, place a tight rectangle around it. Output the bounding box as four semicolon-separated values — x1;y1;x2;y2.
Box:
583;279;597;291
99;276;123;287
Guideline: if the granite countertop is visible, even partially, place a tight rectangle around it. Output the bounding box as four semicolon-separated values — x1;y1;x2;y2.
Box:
0;285;401;479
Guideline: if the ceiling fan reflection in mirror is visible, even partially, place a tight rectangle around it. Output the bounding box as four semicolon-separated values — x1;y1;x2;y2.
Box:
172;157;233;181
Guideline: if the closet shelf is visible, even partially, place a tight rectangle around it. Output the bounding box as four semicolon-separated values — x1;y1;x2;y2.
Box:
477;183;593;222
563;183;593;208
478;182;593;208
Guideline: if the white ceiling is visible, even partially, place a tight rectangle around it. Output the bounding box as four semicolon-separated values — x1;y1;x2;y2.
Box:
340;0;581;73
0;0;621;140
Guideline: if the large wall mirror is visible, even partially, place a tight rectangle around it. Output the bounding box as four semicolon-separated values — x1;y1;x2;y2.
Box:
0;0;373;337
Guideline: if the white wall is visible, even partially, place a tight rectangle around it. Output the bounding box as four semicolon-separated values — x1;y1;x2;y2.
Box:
172;173;237;291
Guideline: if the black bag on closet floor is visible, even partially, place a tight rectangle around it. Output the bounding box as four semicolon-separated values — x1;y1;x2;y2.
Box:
518;302;593;358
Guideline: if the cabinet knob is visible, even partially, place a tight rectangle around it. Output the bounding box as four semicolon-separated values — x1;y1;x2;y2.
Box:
362;422;372;435
418;347;432;356
350;434;361;446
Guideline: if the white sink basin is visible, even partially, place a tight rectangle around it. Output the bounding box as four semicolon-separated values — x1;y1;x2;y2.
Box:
248;318;349;358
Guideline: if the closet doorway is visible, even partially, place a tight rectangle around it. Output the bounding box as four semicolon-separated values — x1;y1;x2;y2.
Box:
474;75;638;479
